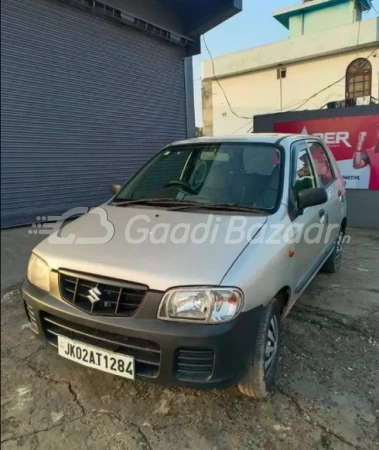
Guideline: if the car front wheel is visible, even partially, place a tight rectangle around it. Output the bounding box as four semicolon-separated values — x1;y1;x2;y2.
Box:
238;298;281;398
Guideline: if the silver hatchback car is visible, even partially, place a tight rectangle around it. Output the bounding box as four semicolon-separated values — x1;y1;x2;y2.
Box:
23;134;347;398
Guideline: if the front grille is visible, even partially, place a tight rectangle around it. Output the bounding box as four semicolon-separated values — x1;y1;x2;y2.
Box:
41;313;160;377
175;348;215;380
59;271;147;317
24;301;39;334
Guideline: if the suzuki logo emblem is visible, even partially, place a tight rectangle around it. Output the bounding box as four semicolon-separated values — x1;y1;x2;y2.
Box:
87;287;102;305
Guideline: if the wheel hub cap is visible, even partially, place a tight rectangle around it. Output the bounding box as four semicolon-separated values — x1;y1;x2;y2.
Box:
335;231;344;263
265;316;279;376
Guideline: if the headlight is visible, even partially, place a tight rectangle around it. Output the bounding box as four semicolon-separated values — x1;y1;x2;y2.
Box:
27;254;50;292
157;287;243;324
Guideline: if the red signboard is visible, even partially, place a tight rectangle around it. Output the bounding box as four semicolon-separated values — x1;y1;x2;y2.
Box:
274;115;379;190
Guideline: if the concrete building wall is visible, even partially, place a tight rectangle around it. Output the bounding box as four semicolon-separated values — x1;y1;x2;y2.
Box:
202;18;378;80
204;45;379;136
202;80;214;136
288;14;303;37
289;1;356;37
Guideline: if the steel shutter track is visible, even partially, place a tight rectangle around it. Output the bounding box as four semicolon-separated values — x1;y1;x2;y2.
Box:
1;0;187;227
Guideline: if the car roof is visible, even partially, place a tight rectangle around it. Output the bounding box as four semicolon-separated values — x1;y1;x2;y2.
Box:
168;133;321;148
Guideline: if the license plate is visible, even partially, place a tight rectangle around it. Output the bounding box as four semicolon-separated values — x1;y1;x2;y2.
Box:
57;335;135;380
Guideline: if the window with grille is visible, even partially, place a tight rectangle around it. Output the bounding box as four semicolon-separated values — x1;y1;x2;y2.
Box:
345;58;372;100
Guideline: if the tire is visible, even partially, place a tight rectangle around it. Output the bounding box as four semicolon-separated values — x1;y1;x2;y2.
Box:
238;298;281;399
322;228;344;273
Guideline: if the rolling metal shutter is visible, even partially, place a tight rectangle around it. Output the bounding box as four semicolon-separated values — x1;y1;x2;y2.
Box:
1;0;187;227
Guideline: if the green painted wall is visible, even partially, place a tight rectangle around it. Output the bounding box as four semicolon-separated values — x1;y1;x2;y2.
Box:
289;15;303;37
289;1;360;37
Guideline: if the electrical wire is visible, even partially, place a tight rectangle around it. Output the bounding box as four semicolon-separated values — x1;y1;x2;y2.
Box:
203;35;254;120
267;21;371;113
230;86;330;134
288;21;375;112
203;16;378;130
280;96;319;111
289;45;379;112
231;120;253;135
370;0;379;15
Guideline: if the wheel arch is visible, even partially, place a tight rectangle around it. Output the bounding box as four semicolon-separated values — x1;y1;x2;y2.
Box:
275;286;291;316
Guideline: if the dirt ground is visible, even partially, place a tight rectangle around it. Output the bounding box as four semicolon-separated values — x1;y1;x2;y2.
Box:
1;228;378;450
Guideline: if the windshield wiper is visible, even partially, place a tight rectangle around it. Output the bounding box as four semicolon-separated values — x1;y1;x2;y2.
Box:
171;203;266;214
112;198;199;207
112;199;266;214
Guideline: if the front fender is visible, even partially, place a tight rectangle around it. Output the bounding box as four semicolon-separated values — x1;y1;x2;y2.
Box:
221;216;296;313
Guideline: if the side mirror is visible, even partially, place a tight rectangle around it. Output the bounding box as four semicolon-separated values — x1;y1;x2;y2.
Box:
297;188;327;210
111;183;122;196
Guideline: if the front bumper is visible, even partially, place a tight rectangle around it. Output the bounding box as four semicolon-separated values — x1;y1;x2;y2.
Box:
22;280;263;390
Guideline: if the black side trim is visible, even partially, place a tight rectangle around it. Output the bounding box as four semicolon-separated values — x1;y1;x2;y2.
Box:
295;243;335;294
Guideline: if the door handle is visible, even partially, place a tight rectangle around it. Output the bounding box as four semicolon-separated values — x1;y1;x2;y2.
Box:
319;209;325;223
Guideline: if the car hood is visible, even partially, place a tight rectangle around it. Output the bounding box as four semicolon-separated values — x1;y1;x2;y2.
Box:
34;205;267;291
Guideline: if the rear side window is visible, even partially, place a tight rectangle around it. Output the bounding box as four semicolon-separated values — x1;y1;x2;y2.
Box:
308;142;335;187
293;148;317;195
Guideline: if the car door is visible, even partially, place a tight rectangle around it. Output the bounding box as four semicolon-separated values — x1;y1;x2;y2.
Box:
307;140;341;251
290;141;326;294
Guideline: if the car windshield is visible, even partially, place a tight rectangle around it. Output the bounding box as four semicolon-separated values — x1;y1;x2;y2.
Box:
113;143;282;211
